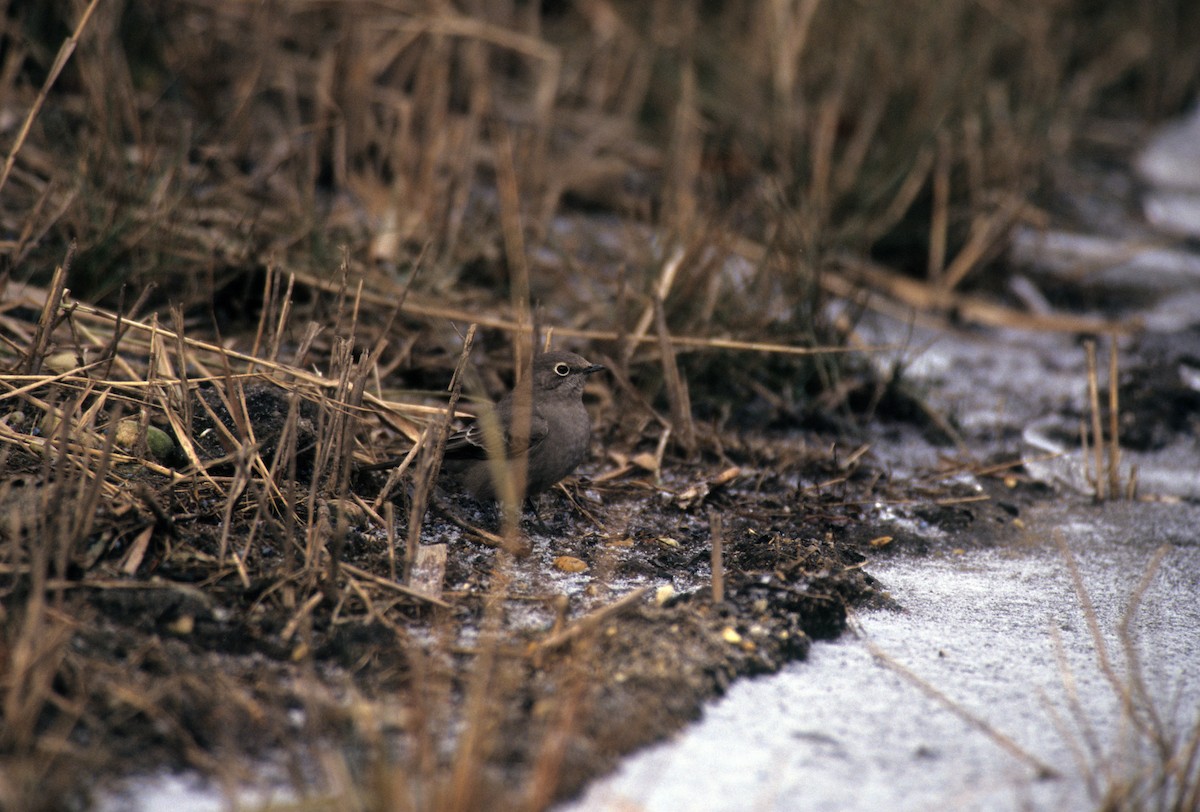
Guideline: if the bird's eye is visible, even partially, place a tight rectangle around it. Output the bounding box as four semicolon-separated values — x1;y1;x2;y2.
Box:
553;362;571;376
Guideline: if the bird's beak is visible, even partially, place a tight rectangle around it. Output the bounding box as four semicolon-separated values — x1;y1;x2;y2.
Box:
582;363;606;375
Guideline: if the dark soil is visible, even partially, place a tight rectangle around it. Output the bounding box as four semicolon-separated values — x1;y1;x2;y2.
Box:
0;363;1055;812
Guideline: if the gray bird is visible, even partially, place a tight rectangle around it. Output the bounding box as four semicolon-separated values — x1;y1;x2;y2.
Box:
364;351;605;501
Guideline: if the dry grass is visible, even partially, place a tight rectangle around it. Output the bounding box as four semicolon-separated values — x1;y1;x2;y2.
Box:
1080;336;1138;501
1052;536;1200;811
6;2;1195;318
0;264;572;808
2;0;1199;808
0;251;867;809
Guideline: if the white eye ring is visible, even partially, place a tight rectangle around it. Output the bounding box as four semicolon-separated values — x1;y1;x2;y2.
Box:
553;362;571;376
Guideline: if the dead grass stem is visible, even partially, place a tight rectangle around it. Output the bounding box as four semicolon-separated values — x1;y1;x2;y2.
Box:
1053;533;1200;810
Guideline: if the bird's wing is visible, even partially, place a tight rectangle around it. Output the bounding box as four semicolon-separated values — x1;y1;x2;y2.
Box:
441;424;487;459
443;411;549;459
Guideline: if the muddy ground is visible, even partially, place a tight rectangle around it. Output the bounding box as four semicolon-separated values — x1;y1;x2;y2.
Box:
5;132;1194;808
1;342;1057;811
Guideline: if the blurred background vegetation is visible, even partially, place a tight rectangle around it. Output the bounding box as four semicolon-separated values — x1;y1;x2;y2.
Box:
2;0;1198;368
6;2;1197;278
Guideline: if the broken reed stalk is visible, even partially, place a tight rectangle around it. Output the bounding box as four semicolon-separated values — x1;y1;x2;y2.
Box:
1053;533;1197;806
523;659;588;812
73;401;121;554
272;391;303;577
494;124;534;548
370;440;421;514
940;194;1025;293
332;342;373;500
830;254;1133;336
248;262;275;361
339;562;450;608
1116;545;1171;748
1082;337;1133;502
653;295;697;458
61;275;881;372
231;379;302;570
1043;625;1104;795
1084;339;1107;500
665;59;701;236
0;474;73;751
444;566;516;812
927;131;950;282
1055;530;1126;716
535;586;652;656
385;502;397;582
405;324;476;583
710;509;724;605
0;0;102;196
169;307;194;446
270;271;298;365
25;252;70;376
628;245;684;360
1107;332;1121;498
1;407;113;757
61;300;433;433
865;639;1059;779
